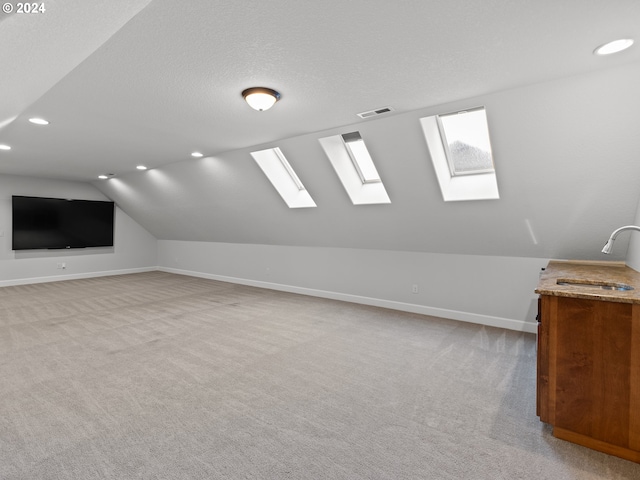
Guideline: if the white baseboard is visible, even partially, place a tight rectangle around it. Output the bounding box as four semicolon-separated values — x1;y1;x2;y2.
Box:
159;266;538;334
0;267;158;288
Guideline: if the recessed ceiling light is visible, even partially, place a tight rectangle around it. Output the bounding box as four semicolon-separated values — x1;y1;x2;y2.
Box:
0;144;11;150
98;175;109;179
28;117;49;125
191;151;204;158
136;165;148;170
594;38;634;55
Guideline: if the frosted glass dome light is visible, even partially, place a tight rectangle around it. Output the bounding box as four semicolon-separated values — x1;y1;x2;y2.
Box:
242;87;281;111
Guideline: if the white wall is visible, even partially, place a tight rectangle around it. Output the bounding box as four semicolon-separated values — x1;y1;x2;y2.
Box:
0;176;547;334
158;240;546;333
625;196;640;272
7;64;639;330
0;174;157;286
104;64;638;335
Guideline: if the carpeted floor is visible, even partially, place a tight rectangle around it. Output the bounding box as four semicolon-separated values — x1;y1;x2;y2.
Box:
1;271;639;479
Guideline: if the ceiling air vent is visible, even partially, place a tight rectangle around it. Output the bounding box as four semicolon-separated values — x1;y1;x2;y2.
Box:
356;106;394;119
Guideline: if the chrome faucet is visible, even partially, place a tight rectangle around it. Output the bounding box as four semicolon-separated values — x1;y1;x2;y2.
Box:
601;225;640;254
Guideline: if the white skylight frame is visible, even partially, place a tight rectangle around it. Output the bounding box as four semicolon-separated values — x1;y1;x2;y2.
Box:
319;132;390;205
421;106;499;202
251;147;317;208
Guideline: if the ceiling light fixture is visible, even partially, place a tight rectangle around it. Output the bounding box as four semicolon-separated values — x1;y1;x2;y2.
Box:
191;151;204;158
594;38;634;55
136;165;148;170
242;87;281;111
98;175;109;180
0;144;11;150
28;117;49;125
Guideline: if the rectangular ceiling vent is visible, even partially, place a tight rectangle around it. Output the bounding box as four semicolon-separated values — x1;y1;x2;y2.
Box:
356;106;394;119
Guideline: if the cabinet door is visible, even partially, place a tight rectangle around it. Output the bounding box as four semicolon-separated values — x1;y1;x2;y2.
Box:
553;296;632;447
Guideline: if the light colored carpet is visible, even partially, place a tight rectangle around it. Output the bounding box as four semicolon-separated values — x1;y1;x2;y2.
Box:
0;271;639;479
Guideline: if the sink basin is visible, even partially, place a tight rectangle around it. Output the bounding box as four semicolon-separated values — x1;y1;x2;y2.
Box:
556;279;634;291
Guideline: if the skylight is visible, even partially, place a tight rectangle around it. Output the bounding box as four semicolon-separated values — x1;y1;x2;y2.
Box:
341;132;381;184
421;107;499;202
437;108;494;176
319;131;390;205
250;147;316;208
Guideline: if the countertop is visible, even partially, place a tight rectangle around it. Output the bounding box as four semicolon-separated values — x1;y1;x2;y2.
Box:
535;260;640;304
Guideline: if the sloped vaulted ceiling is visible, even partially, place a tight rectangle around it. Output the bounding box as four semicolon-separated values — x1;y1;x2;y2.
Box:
1;0;640;260
96;62;640;260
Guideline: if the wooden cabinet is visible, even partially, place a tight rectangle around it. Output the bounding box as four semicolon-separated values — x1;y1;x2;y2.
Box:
537;294;640;462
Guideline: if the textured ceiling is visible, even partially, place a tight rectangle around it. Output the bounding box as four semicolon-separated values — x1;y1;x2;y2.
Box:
1;0;639;181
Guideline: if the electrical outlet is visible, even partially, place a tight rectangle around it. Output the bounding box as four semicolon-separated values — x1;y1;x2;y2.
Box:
411;284;419;294
57;262;66;270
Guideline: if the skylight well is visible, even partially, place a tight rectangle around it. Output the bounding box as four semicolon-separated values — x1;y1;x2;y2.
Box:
251;147;316;208
319;131;390;205
342;132;381;184
421;107;499;202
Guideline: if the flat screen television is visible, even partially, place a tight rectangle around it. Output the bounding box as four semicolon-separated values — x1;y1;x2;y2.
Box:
12;196;115;250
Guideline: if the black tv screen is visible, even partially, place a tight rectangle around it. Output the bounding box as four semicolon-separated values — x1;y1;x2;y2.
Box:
12;196;115;250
